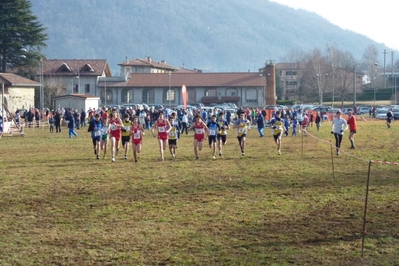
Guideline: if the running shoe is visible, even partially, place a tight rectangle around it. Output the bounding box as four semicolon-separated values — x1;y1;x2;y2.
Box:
96;155;99;160
124;155;127;160
278;150;281;155
111;157;115;162
212;156;216;159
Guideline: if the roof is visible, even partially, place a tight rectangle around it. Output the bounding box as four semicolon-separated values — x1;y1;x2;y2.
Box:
54;94;100;99
275;63;304;69
118;57;179;70
42;59;111;77
119;72;265;88
0;73;40;86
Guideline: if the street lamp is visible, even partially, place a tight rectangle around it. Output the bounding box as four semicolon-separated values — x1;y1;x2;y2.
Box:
394;66;397;105
104;76;107;106
373;63;378;107
76;69;80;94
353;65;356;107
168;73;171;108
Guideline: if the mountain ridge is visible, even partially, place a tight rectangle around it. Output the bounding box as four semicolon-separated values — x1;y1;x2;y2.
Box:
29;0;393;75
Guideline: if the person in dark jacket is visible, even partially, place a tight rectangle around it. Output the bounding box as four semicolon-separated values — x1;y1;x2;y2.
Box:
256;112;265;137
65;111;78;138
54;111;62;133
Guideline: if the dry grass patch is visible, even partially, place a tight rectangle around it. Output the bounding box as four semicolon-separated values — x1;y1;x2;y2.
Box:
0;118;398;265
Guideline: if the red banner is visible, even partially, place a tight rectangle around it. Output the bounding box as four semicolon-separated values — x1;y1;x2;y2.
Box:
182;85;187;110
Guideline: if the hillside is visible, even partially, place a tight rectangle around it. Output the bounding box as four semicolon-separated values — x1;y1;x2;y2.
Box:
30;0;392;74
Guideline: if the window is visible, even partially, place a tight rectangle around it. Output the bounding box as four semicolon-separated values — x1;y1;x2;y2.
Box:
163;88;175;102
101;88;113;103
246;89;257;103
73;84;78;93
226;89;237;96
205;88;217;96
286;70;297;76
85;84;90;93
286;81;297;86
188;89;196;103
142;89;154;103
122;89;134;103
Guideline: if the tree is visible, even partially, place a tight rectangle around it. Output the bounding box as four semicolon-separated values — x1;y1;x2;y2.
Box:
0;0;47;73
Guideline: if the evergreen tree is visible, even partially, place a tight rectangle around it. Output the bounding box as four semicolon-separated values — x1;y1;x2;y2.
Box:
0;0;47;72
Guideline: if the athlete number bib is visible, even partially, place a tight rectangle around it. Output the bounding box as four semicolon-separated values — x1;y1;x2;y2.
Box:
195;128;204;134
158;126;166;133
134;130;141;139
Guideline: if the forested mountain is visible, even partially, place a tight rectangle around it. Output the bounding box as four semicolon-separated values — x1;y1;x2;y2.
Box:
30;0;392;75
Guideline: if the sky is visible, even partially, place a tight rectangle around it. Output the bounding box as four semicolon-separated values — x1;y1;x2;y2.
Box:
270;0;399;51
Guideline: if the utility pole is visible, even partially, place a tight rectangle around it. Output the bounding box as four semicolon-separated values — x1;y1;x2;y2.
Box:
383;49;387;88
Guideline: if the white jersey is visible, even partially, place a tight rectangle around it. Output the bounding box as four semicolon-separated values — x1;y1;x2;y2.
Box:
331;117;348;135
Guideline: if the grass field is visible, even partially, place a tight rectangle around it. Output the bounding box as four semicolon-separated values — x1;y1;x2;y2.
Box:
0;117;398;265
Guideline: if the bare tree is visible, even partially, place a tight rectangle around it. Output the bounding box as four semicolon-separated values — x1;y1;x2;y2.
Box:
44;83;66;109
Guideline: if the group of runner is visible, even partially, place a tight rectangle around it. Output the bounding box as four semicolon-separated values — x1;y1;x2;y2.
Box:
87;106;360;162
87;108;253;162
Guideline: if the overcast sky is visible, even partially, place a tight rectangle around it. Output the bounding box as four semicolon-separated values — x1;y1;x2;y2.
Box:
270;0;399;51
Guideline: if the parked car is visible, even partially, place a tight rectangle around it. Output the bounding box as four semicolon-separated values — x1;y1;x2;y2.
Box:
341;108;353;114
223;108;237;121
311;106;331;115
375;109;388;119
146;104;164;110
291;104;314;111
356;106;371;115
391;108;399;119
188;103;204;110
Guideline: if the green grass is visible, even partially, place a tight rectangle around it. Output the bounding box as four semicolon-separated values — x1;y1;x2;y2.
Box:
0;118;398;265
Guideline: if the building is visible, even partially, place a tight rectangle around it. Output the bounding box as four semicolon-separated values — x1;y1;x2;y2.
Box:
53;94;100;112
98;71;275;107
41;59;111;96
0;72;40;115
118;57;178;77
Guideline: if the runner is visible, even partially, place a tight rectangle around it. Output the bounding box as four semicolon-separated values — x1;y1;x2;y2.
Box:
109;108;123;162
217;112;230;156
188;114;209;160
130;116;144;163
168;116;179;158
100;117;109;159
233;113;250;156
91;113;102;159
269;111;286;155
301;112;309;136
151;111;171;162
207;114;221;159
0;114;3;139
331;110;348;155
386;108;393;129
121;113;132;159
346;110;357;149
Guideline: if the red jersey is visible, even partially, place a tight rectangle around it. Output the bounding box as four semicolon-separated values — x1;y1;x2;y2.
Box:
131;124;142;145
101;111;108;120
156;119;168;140
347;115;357;131
194;121;205;141
109;117;122;139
